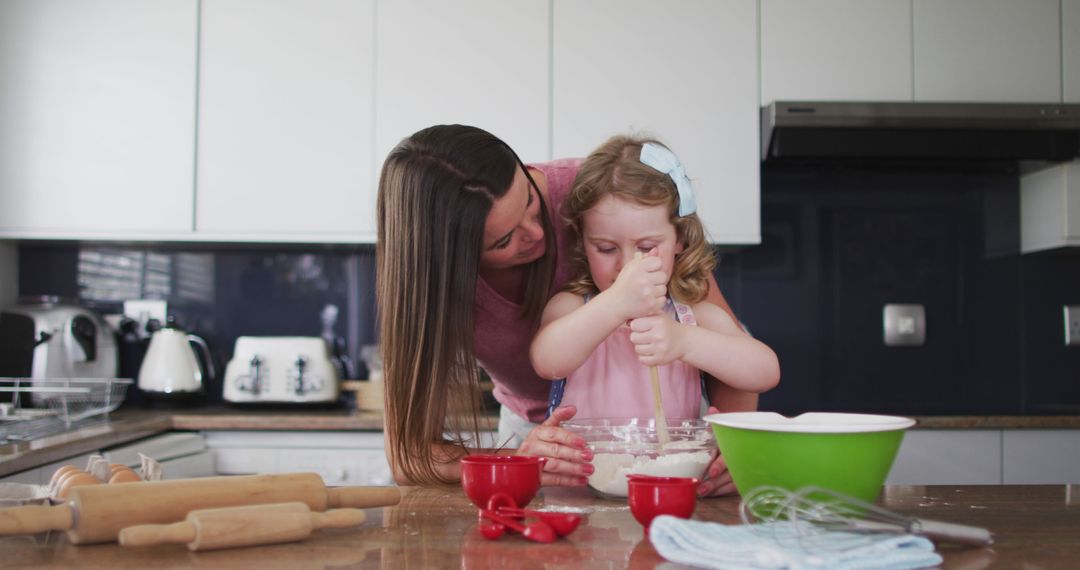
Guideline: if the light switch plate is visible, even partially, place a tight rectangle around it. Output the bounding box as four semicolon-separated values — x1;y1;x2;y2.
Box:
883;304;926;347
123;299;167;339
1064;306;1080;346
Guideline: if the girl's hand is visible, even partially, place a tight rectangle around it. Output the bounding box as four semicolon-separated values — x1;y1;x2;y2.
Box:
698;406;738;497
607;250;667;321
628;314;684;366
517;405;594;487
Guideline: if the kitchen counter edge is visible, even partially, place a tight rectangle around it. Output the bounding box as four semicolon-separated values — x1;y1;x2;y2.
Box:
2;411;1076;478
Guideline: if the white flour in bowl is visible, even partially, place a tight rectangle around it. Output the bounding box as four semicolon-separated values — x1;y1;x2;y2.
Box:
588;450;712;497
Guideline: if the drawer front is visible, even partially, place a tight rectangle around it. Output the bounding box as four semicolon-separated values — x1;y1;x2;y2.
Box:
290;449;392;486
1003;430;1080;484
888;430;1002;485
212;448;278;475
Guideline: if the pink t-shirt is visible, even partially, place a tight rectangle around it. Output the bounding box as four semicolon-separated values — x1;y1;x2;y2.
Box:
560;299;702;420
474;159;581;423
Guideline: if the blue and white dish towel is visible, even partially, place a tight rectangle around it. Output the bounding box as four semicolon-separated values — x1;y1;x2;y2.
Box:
649;516;943;570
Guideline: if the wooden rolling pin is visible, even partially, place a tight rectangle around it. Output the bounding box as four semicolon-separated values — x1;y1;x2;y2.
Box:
119;502;365;551
0;472;400;544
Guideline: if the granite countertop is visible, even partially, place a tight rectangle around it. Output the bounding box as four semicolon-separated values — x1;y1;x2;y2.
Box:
1;407;1077;478
0;407;496;478
4;484;1079;568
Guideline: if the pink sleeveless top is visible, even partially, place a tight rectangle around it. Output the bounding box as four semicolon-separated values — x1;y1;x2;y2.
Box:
561;299;703;420
474;159;581;423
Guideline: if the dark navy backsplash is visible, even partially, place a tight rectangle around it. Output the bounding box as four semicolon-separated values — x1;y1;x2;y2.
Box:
14;163;1080;414
17;244;376;405
717;162;1080;416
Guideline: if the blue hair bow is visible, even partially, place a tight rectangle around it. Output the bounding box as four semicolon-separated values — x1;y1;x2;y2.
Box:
640;142;696;217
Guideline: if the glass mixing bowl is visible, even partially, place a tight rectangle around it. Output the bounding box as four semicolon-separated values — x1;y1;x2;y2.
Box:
562;418;716;499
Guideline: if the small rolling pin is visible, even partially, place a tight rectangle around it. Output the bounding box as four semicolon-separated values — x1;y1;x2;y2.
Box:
119;502;365;551
0;472;401;544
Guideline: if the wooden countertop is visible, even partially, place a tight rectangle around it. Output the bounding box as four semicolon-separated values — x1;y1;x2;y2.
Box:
2;408;1077;478
3;484;1078;568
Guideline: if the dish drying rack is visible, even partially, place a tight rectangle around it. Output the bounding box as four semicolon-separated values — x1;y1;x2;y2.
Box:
0;378;132;443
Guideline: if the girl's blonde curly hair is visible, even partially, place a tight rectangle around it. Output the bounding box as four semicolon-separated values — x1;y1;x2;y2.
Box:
562;134;716;303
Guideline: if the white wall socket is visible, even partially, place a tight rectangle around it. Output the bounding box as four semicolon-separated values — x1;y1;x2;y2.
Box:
883;303;926;347
124;299;168;339
1064;305;1080;347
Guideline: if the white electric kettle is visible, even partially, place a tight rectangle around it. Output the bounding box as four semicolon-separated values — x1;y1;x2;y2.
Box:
137;321;215;398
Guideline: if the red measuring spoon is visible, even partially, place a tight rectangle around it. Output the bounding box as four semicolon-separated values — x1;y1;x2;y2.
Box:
478;520;506;539
496;506;582;537
480;509;557;543
478;492;513;540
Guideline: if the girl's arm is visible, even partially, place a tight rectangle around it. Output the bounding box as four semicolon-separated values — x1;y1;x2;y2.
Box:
532;254;668;379
702;274;759;412
530;291;622;379
682;302;779;393
629;301;779;393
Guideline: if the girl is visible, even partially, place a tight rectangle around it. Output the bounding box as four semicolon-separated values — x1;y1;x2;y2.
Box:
530;135;780;419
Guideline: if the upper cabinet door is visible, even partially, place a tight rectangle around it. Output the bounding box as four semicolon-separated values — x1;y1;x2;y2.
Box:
553;0;760;245
914;0;1061;103
0;0;197;236
1065;0;1080;103
761;0;912;105
196;0;376;240
375;0;550;168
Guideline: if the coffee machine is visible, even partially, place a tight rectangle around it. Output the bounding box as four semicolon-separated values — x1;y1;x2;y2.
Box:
0;297;118;389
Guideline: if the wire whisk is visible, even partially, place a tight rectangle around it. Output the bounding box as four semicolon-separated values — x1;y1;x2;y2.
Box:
740;485;993;547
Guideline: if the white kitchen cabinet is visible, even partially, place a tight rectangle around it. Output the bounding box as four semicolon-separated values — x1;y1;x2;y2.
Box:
1020;161;1080;253
0;0;197;238
0;452;100;485
887;430;1002;485
102;432;216;479
196;0;376;241
374;0;550;170
760;0;912;105
913;0;1061;103
0;469;40;485
204;431;394;486
1002;430;1080;484
553;0;760;245
1066;0;1080;103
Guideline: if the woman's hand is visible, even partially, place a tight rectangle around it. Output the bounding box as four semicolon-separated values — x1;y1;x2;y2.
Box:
698;406;738;497
605;251;667;321
628;313;684;366
517;405;594;487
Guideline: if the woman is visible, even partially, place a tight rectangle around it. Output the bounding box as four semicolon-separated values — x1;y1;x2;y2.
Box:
376;124;759;495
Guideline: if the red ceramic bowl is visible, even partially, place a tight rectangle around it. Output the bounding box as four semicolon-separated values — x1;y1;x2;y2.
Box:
626;475;700;528
460;455;546;508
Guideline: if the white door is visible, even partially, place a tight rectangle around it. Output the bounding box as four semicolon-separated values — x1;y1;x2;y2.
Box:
0;0;197;237
913;0;1061;102
553;0;760;245
374;0;551;169
761;0;912;105
196;0;376;240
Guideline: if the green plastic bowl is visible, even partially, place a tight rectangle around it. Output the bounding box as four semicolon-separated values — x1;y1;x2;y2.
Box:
704;412;915;504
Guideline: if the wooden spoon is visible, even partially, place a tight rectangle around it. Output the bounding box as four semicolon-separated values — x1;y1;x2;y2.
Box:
635;251;671;448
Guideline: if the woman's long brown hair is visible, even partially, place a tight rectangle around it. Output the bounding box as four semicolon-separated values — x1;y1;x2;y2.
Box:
376;125;555;485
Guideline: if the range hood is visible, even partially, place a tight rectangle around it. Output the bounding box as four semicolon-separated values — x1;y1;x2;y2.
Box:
761;101;1080;163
